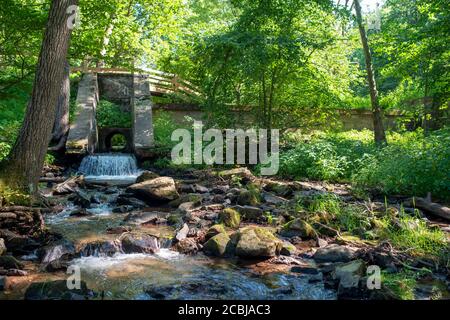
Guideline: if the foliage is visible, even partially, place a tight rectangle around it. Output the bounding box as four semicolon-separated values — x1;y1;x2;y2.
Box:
96;100;131;128
381;270;418;300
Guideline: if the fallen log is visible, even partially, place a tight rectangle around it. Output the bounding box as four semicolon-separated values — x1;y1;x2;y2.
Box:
39;177;66;183
405;197;450;222
0;206;42;212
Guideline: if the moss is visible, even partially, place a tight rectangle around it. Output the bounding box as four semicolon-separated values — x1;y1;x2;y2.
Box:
237;190;260;206
280;218;316;239
205;224;227;240
203;233;234;257
219;208;241;229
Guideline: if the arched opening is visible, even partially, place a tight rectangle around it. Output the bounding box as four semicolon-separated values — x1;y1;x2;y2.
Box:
107;133;127;152
99;128;133;153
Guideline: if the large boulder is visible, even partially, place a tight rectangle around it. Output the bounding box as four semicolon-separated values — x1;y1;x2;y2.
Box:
127;177;179;202
237;190;259;206
203;233;234;257
174;238;200;255
0;229;39;254
313;244;357;263
0;238;5;256
205;224;226;241
219;208;241;229
120;233;159;254
279;219;316;239
234;227;282;259
24;280;95;300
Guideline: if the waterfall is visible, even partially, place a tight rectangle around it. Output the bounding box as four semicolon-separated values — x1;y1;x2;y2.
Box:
78;154;140;185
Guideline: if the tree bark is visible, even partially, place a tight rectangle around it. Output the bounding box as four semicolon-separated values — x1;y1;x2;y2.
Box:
50;60;70;151
0;0;78;193
354;0;387;145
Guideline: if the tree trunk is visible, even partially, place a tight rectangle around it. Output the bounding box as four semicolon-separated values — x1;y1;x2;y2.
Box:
0;0;78;193
50;60;70;151
354;0;387;145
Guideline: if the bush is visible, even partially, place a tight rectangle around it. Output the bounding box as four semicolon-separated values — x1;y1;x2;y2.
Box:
96;100;131;128
354;128;450;201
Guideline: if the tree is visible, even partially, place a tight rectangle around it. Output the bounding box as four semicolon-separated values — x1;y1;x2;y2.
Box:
50;60;70;151
0;0;78;193
353;0;387;145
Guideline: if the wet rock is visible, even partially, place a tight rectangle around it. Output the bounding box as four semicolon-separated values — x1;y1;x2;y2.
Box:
73;190;91;208
112;205;134;213
234;227;282;259
90;194;102;204
175;223;190;242
120;233;160;254
39;239;76;264
115;195;147;208
69;208;92;217
230;205;263;222
279;219;316;239
45;260;70;272
0;229;39;254
313;244;357;263
79;240;122;257
205;224;226;241
0;256;24;269
174;238;201;255
334;260;366;299
280;241;297;256
136;171;159;183
0;238;5;256
127;177;179;202
106;226;132;234
123;211;168;225
24;280;95;300
291;264;320;275
203;233;234;257
237;190;259;206
219;208;241;228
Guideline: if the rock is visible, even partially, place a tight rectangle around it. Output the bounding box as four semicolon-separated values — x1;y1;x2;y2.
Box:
169;194;202;208
73;190;91;208
237;190;259;206
234;227;282;258
175;223;189;242
193;184;209;194
90;194;102;204
263;193;288;205
24;280;95;300
211;186;229;194
79;240;122;257
178;202;196;214
0;256;24;269
211;194;226;204
291;265;320;275
279;219;316;239
127;177;179;202
334;260;366;299
219;167;254;180
112;205;134;213
230;205;263;222
280;241;297;256
53;176;81;195
314;244;357;263
39;239;76;264
45;260;70;272
69;208;92;217
123;211;167;225
167;214;183;226
136;171;159;183
120;233;159;254
219;208;241;228
203;233;234;257
0;276;4;291
0;229;39;255
106;226;132;234
115;195;147;208
0;238;5;256
174;238;200;255
178;184;196;193
264;181;292;197
205;224;226;241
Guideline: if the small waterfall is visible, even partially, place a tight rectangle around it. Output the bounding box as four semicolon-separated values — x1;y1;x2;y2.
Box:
78;153;140;185
79;153;139;176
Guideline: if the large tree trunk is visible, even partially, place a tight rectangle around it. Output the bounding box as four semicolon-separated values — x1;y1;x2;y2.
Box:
0;0;78;193
354;0;387;145
50;60;70;151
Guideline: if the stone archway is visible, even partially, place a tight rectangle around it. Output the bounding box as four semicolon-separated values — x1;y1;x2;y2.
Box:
98;128;133;153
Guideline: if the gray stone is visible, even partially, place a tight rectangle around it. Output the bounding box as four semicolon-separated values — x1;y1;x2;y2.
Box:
136;171;159;183
175;223;189;242
313;244;357;263
234;227;282;258
0;238;5;256
120;233;159;254
174;238;200;255
79;240;122;257
230;205;263;221
203;233;233;257
39;240;76;264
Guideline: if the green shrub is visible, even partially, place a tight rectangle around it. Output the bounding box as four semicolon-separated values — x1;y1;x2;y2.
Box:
153;111;182;148
96;100;131;128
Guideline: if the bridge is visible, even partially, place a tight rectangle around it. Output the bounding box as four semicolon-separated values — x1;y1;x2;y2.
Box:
66;67;200;158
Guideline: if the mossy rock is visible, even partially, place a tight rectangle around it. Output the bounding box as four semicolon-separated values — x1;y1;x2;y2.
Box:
234;227;283;258
205;224;227;241
280;241;297;256
280;218;316;239
166;214;183;226
136;171;160;183
203;233;234;257
219;208;241;229
169;194;202;208
237;190;260;206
